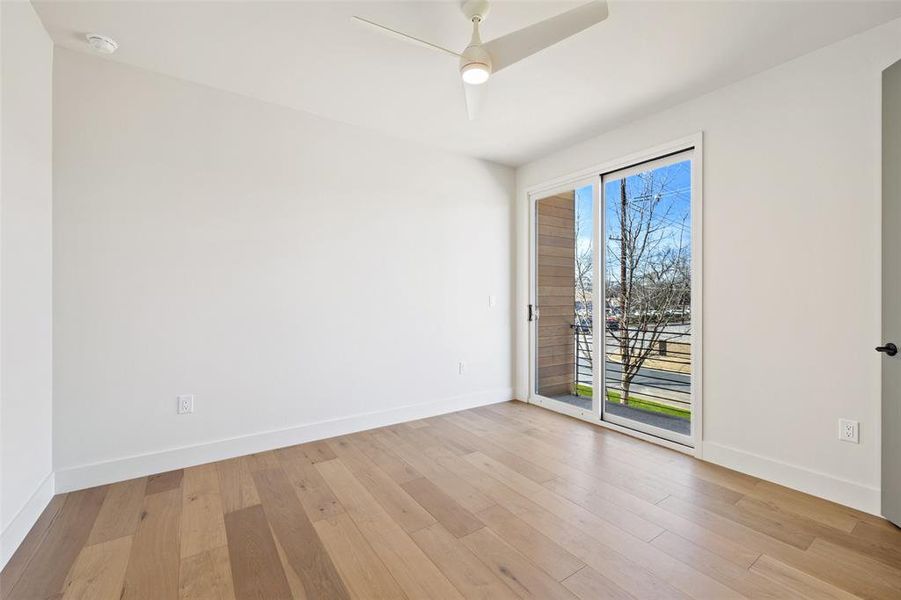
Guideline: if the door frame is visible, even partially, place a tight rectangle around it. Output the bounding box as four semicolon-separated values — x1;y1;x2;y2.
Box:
525;133;704;457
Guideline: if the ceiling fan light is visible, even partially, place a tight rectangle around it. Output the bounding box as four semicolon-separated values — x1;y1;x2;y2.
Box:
461;62;490;85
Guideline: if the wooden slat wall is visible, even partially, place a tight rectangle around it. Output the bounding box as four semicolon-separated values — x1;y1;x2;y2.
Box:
536;192;575;397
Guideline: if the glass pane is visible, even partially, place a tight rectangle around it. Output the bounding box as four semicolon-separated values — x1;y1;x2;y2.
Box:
534;185;594;410
603;158;692;437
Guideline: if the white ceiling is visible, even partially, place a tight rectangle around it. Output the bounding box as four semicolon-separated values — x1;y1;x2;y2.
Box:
33;1;901;166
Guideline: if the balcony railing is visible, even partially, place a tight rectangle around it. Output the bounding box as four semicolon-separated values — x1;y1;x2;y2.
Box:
573;322;691;424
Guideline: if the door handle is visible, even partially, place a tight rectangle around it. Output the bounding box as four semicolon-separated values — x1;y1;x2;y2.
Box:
876;342;898;356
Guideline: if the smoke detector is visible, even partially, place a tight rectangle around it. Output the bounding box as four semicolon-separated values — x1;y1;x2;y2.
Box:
86;33;118;54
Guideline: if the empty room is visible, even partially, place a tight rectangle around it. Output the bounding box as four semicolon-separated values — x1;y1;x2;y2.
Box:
3;0;901;598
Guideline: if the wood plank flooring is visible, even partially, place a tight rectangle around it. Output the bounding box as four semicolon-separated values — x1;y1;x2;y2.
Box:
3;400;901;599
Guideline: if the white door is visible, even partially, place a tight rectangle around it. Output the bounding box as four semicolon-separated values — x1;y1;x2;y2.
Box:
881;59;901;527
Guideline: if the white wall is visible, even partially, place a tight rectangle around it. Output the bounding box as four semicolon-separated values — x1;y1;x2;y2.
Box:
517;18;901;514
0;0;54;568
52;49;514;490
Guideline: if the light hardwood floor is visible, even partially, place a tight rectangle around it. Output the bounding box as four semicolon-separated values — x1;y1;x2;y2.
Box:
3;400;901;599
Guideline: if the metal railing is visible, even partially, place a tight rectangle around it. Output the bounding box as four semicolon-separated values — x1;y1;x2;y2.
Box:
573;322;691;413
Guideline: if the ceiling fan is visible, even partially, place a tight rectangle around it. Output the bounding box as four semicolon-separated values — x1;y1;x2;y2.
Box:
352;0;609;120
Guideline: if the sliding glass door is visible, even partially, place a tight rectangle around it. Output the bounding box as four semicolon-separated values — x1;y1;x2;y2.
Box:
601;150;694;445
530;181;598;417
530;145;698;448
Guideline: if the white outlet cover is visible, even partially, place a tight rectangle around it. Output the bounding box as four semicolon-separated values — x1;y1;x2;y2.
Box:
177;394;194;414
838;419;859;443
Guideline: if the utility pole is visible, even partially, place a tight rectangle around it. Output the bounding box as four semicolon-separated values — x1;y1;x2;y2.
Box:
619;178;630;404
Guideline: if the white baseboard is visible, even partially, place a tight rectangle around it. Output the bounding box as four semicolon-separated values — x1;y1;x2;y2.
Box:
0;472;55;570
55;388;513;494
701;441;881;515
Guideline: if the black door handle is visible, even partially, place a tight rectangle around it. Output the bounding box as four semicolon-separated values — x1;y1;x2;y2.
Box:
876;342;898;356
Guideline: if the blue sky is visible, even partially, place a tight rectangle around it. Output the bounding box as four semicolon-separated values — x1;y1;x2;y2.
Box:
574;159;691;265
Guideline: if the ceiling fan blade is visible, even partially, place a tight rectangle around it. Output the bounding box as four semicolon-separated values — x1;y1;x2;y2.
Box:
463;82;481;120
352;16;461;58
483;1;608;72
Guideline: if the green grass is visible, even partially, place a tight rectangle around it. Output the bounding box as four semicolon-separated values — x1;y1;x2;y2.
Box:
574;384;691;420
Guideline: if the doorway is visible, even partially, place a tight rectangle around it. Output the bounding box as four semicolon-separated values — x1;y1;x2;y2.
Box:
528;140;701;450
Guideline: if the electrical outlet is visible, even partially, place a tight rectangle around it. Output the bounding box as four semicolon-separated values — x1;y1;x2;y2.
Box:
177;394;194;415
458;361;465;375
838;419;859;443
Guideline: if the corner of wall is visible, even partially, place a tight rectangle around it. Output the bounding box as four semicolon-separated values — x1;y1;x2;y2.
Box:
0;473;55;570
0;0;56;573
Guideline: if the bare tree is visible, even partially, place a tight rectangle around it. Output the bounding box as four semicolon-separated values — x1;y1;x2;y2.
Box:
606;169;690;405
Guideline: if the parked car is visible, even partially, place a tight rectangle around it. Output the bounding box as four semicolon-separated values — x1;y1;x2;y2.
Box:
573;318;592;333
606;316;619;332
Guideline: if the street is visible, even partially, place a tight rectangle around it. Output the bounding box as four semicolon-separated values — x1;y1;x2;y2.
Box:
574;324;692;403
